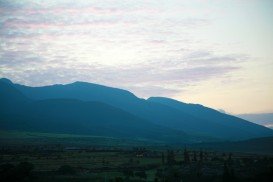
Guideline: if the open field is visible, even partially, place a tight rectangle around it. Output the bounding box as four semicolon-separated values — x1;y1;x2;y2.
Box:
1;145;273;182
0;130;165;148
1;131;273;182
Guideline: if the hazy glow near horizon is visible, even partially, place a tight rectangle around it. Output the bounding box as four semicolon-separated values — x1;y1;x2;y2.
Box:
0;0;272;114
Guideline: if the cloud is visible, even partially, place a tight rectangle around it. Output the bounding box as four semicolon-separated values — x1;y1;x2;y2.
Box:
0;0;250;98
184;52;247;69
127;85;182;98
0;50;242;98
0;50;44;67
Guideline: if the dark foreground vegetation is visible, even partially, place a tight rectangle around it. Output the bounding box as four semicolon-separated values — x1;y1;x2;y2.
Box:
1;144;273;182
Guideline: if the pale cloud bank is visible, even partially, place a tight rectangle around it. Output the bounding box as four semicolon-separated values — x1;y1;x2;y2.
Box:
0;0;272;114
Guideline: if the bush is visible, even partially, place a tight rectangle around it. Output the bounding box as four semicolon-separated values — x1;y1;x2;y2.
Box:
135;171;147;179
123;169;134;177
57;165;76;175
0;162;34;182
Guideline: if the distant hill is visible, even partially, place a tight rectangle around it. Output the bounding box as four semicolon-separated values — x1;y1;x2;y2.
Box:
148;97;273;140
237;113;273;129
1;78;273;142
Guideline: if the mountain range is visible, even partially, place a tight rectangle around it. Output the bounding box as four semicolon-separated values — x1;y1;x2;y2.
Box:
0;78;272;144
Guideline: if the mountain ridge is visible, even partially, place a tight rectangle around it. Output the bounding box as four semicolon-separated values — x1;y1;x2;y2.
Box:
1;78;272;142
148;96;273;138
0;80;194;143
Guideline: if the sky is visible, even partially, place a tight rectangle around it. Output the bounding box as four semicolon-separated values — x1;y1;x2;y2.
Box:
0;0;272;114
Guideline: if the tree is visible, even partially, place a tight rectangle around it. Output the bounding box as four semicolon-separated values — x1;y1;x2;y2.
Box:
196;161;203;177
0;162;34;182
204;152;208;161
223;162;230;182
114;177;124;182
161;152;165;165
167;150;175;165
0;163;15;181
165;167;182;182
16;161;34;177
193;151;197;162
223;161;235;182
184;148;190;164
228;152;233;164
135;171;147;179
57;165;76;175
199;150;203;162
155;169;163;178
123;169;134;178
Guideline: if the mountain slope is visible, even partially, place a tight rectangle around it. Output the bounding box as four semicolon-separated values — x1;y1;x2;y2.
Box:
0;80;192;143
2;78;273;141
12;80;231;138
148;97;273;139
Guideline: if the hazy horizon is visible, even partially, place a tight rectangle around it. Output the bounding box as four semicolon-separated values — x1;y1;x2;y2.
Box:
0;0;272;114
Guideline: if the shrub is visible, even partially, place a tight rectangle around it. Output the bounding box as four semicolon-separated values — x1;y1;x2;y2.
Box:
57;165;76;175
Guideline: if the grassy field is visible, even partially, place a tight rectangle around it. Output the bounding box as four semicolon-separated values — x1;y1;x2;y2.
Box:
1;131;273;182
0;130;165;148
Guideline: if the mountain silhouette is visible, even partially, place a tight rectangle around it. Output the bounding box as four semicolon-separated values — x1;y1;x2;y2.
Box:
0;79;191;143
1;78;272;142
148;97;273;139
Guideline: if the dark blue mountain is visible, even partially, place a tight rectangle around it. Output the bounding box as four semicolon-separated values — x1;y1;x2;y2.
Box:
13;80;139;106
148;97;273;139
12;80;226;138
1;78;273;141
0;80;192;143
